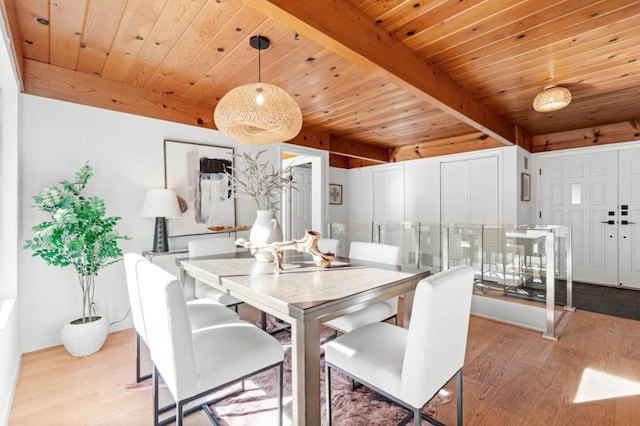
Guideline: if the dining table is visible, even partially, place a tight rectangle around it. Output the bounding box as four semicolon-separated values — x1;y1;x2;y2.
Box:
178;250;430;426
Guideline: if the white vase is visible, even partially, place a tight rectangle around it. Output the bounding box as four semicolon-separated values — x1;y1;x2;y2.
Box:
61;315;109;357
250;210;283;262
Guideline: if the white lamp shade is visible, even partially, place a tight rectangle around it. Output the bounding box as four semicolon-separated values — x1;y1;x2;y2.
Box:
140;189;182;218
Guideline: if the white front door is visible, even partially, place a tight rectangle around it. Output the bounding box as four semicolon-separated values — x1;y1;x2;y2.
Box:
618;148;640;288
539;147;640;288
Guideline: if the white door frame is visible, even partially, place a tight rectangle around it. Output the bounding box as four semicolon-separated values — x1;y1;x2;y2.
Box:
280;144;328;238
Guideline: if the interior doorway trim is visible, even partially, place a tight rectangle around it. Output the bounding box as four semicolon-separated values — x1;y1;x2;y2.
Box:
279;143;328;238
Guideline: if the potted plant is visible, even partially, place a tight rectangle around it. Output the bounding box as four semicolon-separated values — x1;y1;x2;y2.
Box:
227;150;292;261
24;164;129;356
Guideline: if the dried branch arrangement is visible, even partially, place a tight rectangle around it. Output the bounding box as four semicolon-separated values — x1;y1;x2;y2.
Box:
226;149;293;212
236;230;335;272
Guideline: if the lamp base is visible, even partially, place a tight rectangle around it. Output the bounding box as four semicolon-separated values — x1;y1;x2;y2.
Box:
152;217;169;252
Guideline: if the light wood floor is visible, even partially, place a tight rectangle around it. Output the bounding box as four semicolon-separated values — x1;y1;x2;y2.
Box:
9;304;640;425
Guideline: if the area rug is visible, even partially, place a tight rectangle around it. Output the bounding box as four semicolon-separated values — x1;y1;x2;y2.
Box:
127;322;451;425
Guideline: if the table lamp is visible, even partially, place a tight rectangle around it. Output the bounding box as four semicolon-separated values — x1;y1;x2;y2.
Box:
140;188;182;252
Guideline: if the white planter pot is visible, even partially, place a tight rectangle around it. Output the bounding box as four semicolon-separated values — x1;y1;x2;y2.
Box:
249;210;283;262
61;315;109;357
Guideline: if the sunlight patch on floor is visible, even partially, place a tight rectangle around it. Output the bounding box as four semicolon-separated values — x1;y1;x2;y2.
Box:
574;367;640;403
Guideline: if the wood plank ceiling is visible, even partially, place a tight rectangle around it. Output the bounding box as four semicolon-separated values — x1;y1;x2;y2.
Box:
3;0;640;167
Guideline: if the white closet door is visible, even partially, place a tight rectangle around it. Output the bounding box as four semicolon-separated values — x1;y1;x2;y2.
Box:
372;167;404;222
468;156;499;225
441;161;468;225
441;156;498;225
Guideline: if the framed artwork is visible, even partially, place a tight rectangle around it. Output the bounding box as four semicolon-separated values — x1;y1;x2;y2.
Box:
521;172;531;202
329;184;343;205
164;140;235;237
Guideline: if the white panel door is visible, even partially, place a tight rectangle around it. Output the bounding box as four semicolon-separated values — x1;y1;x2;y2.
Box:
290;166;312;239
618;148;640;288
539;151;618;284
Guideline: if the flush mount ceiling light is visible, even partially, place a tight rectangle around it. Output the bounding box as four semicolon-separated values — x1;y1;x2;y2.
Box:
533;85;572;112
214;35;303;145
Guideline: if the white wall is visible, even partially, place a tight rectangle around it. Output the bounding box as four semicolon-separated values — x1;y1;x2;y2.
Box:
0;12;22;422
516;146;534;225
18;94;279;352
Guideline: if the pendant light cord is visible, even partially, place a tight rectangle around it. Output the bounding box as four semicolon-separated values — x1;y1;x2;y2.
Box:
258;42;262;83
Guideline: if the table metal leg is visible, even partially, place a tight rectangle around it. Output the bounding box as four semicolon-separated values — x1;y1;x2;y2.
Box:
291;319;321;426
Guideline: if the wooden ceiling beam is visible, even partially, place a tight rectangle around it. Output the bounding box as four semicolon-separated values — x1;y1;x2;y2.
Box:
390;132;505;162
24;59;389;164
24;59;215;128
287;127;389;164
25;59;388;164
329;135;388;163
532;121;640;153
245;0;519;147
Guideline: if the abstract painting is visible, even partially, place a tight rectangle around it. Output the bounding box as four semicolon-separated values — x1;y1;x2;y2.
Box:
164;140;235;237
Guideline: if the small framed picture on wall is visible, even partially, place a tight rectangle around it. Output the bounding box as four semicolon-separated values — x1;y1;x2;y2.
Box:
521;172;531;202
329;184;343;205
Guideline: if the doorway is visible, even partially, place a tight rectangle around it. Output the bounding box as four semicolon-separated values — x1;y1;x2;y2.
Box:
284;161;312;239
279;144;328;241
538;146;640;288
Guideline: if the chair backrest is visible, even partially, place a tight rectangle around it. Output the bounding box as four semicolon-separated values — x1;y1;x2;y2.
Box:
136;258;198;400
400;265;474;408
318;238;340;254
188;237;237;257
124;253;151;344
349;241;401;266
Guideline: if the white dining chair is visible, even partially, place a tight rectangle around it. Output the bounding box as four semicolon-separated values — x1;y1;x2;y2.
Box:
324;241;401;334
135;258;284;426
124;253;240;384
317;238;340;255
325;265;474;426
188;237;244;311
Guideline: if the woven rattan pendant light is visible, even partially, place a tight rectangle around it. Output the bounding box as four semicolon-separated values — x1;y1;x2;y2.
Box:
533;85;572;112
214;35;302;145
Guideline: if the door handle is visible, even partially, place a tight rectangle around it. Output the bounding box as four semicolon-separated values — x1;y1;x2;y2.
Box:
621;220;635;225
601;220;616;225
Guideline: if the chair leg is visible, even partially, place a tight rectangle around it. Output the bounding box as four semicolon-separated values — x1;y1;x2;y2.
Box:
278;363;283;426
414;408;421;426
176;401;184;426
325;364;333;426
136;333;151;383
153;366;160;426
201;404;221;426
457;369;463;426
350;379;362;391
